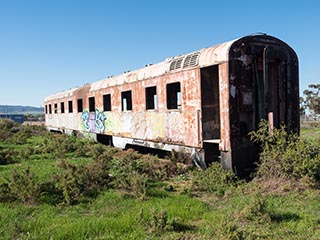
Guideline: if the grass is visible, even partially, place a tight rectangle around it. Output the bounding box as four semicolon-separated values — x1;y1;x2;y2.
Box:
0;184;319;239
0;121;319;239
300;127;320;141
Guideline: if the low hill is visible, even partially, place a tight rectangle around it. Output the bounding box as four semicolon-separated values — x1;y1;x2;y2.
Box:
0;105;44;114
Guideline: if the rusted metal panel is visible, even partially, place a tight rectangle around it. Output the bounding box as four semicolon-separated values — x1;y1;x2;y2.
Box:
226;35;299;174
218;62;230;151
46;68;203;148
45;34;299;176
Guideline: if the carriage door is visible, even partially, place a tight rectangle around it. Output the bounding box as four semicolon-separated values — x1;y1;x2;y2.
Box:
263;46;289;129
200;65;220;163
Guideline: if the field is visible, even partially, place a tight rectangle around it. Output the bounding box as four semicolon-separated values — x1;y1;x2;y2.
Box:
0;120;319;239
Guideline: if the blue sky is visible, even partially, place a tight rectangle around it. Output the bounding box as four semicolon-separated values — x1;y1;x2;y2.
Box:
0;0;319;107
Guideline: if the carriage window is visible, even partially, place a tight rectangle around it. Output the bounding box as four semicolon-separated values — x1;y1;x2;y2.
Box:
121;90;132;111
166;82;181;109
45;105;48;114
60;102;65;113
68;100;73;113
77;99;83;112
49;104;52;114
103;94;111;111
89;97;95;112
146;86;157;110
54;103;58;114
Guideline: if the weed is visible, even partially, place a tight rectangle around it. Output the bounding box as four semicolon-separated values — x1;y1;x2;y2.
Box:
149;208;170;232
1;168;39;205
250;120;320;187
54;160;86;205
109;149;150;199
0;146;19;165
191;162;241;196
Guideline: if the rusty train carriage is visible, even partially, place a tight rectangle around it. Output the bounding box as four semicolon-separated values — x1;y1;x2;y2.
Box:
45;34;299;175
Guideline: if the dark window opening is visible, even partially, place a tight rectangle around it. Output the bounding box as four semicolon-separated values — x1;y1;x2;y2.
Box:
54;103;58;114
68;100;73;113
200;65;220;140
49;104;52;114
103;94;111;111
77;99;83;112
166;82;181;109
121;90;132;111
60;102;65;113
45;105;48;114
146;86;157;110
89;97;95;112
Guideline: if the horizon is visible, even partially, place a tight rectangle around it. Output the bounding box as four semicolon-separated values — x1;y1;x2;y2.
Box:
1;1;319;106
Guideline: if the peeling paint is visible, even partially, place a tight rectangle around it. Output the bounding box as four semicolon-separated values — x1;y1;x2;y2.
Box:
45;34;299;175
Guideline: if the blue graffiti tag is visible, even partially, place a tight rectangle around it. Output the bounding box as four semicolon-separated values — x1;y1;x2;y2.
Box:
81;109;106;133
95;109;106;133
81;110;90;131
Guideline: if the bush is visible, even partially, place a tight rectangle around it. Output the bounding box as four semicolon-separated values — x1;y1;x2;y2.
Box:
109;149;149;199
6;125;32;145
0;118;16;131
0;146;19;165
250;120;320;187
191;162;241;196
0;168;39;205
0;119;16;141
54;160;87;205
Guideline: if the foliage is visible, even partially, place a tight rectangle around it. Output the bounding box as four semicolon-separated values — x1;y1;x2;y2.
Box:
0;146;19;165
0;118;16;141
0;126;320;239
109;149;149;199
191;162;241;196
301;83;320;115
0;168;39;205
250;120;320;186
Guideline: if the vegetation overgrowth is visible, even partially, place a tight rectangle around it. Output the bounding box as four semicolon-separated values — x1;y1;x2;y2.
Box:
0;118;319;239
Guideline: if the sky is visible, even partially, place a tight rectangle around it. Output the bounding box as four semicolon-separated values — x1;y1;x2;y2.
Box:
0;0;319;107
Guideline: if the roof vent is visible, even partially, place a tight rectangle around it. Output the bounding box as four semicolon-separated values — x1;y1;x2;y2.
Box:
169;57;184;71
183;52;200;68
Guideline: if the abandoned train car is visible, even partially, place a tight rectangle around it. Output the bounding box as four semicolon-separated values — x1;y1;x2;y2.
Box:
44;33;299;175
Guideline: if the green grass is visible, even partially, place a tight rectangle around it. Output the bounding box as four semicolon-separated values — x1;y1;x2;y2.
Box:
0;184;319;239
0;123;319;239
300;127;320;141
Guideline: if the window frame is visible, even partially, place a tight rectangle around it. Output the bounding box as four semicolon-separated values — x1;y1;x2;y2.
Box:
68;100;73;113
121;90;133;111
166;82;181;110
54;103;58;114
89;96;95;112
60;102;65;114
145;86;157;110
77;99;83;113
103;94;112;112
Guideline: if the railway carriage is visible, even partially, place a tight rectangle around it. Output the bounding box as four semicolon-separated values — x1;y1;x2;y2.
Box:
45;33;299;175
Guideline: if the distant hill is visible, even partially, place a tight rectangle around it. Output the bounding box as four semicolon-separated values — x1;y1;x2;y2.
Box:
0;105;44;114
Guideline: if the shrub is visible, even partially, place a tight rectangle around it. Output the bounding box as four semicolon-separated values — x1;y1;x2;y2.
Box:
53;155;113;205
250;120;320;187
0;119;16;141
6;125;32;145
54;160;86;205
110;149;150;199
0;146;19;165
191;162;241;196
0;168;39;205
0;118;16;130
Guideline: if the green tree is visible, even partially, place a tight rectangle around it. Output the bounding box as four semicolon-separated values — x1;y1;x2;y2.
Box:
302;84;320;115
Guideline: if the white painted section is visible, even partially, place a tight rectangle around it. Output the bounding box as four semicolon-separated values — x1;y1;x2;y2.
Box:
45;37;238;100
